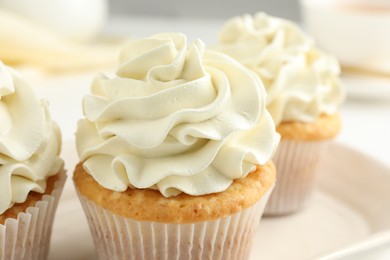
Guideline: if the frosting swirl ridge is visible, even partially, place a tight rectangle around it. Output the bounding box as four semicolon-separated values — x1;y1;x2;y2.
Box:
215;13;345;125
76;33;279;197
0;61;63;214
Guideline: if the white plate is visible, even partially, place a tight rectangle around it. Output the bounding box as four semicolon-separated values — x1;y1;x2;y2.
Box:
342;73;390;101
252;142;390;260
48;142;390;260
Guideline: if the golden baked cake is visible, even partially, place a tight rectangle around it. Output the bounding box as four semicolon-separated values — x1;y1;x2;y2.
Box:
277;114;341;141
74;33;280;259
74;162;275;224
0;174;61;225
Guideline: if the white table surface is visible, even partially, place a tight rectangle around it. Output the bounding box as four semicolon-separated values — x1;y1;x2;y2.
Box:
17;15;390;259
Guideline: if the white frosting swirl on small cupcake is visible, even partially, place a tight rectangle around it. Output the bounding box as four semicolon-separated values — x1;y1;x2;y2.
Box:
76;33;279;197
0;61;63;214
214;13;345;126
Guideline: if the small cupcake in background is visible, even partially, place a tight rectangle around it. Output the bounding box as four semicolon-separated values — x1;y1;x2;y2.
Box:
214;13;345;215
74;33;279;259
0;61;65;259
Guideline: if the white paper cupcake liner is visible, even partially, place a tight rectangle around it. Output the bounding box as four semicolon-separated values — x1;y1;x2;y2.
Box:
264;140;329;216
0;169;66;260
77;186;273;260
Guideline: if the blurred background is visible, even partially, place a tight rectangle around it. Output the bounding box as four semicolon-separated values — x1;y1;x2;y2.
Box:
1;1;390;259
110;0;300;21
1;0;390;80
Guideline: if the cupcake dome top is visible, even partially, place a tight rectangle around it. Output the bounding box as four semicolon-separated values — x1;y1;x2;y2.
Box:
0;61;63;214
76;33;279;197
214;13;345;126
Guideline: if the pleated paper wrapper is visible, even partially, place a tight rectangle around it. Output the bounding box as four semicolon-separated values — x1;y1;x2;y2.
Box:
0;170;66;260
264;140;329;216
77;187;273;260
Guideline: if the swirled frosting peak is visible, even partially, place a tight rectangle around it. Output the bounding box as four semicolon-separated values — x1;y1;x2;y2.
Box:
214;13;345;126
76;33;279;197
0;61;63;214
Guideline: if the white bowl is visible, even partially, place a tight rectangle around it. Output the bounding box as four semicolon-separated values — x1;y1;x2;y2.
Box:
300;0;390;75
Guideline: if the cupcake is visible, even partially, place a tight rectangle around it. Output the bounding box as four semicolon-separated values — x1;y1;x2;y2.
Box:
214;13;345;215
74;33;279;259
0;61;65;259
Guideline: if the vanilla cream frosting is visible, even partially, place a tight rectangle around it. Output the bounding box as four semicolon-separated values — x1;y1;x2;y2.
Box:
76;33;279;197
0;62;63;215
214;13;345;126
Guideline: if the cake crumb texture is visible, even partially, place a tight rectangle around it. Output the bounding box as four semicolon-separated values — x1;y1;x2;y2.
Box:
0;174;61;225
74;161;276;224
276;113;341;141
